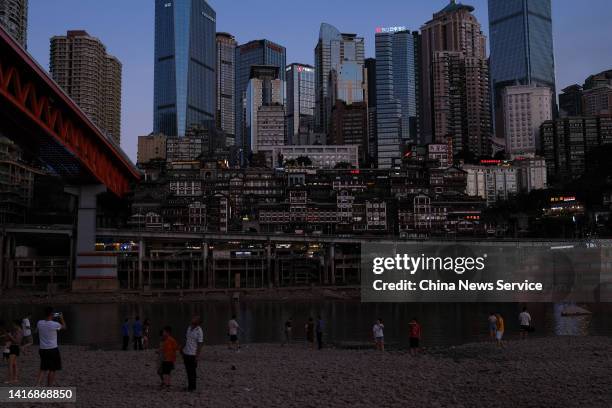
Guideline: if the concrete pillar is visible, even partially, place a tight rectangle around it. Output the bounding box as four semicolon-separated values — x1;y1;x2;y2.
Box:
138;239;145;289
0;234;4;290
66;185;118;292
203;242;211;288
329;244;336;286
266;240;272;288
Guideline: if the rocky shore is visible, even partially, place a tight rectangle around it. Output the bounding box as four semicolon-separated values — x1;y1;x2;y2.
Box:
1;336;611;407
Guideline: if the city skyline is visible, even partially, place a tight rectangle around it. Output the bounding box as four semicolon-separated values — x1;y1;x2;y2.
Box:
25;0;612;161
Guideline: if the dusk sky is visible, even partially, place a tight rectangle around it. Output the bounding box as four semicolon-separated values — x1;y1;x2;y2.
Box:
27;0;612;161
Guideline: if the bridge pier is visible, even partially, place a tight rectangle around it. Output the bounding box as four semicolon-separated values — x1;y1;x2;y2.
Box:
67;185;119;292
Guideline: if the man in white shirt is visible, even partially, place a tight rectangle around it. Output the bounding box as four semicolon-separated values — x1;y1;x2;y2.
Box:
182;315;203;392
36;307;66;386
519;306;532;340
227;315;240;350
21;314;33;353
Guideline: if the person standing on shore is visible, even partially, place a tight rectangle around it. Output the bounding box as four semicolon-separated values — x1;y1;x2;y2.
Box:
519;307;532;340
408;318;421;356
372;318;385;351
228;315;240;350
495;313;505;348
143;318;151;350
282;318;292;346
6;320;23;384
36;307;66;386
133;316;143;350
182;316;204;392
121;318;130;351
488;312;497;342
305;318;315;349
20;314;33;355
159;326;179;388
315;315;324;350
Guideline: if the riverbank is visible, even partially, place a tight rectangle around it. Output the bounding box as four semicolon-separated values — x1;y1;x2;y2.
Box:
1;337;611;407
0;286;360;305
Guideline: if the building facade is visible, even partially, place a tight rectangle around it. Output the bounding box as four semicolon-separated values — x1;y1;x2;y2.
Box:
329;101;368;164
216;32;237;146
559;85;583;117
50;30;122;144
463;164;518;206
541;116;612;180
0;0;27;47
488;0;556;138
420;1;491;158
502;85;553;157
235;39;286;159
314;23;365;135
153;0;216;137
286;63;315;146
268;145;359;169
246;66;285;154
137;134;167;164
375;27;420;168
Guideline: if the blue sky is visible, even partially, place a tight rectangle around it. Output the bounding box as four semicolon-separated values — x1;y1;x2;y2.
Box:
28;0;612;161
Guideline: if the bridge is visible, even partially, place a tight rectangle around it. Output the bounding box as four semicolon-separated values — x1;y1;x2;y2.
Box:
0;26;141;290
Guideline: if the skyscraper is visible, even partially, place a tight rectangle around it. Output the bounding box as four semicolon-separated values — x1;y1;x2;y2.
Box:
50;30;122;144
246;66;285;154
489;0;556;137
375;26;420;168
421;0;491;158
286;63;315;145
365;58;377;164
501;85;552;157
153;0;216;137
216;32;237;146
0;0;27;48
314;23;365;135
235;39;286;156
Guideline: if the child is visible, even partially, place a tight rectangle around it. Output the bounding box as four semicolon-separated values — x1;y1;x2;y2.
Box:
7;320;23;384
159;326;179;388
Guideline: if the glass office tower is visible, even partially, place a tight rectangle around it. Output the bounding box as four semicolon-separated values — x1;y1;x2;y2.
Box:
489;0;556;135
153;0;216;137
375;27;420;168
234;39;286;156
314;23;365;135
286;63;315;145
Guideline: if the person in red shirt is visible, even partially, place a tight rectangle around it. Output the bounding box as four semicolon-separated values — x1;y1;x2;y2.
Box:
159;326;180;388
408;318;421;356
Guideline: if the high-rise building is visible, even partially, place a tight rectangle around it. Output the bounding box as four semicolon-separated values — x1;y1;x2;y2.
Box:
153;0;216;137
246;66;285;154
375;26;420;168
235;39;286;156
286;63;315;145
583;86;612;116
314;23;365;135
0;0;27;48
488;0;556;137
365;58;377;164
50;30;122;144
421;1;491;158
501;85;553;157
329;101;368;164
216;32;237;146
559;85;583;117
541;116;612;180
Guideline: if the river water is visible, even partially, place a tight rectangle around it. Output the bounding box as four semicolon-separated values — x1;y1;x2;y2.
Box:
1;301;610;349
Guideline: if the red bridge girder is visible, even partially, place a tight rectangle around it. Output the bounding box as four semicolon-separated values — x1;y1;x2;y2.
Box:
0;26;140;197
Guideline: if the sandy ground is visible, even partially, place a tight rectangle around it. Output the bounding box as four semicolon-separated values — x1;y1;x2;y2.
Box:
1;336;612;408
